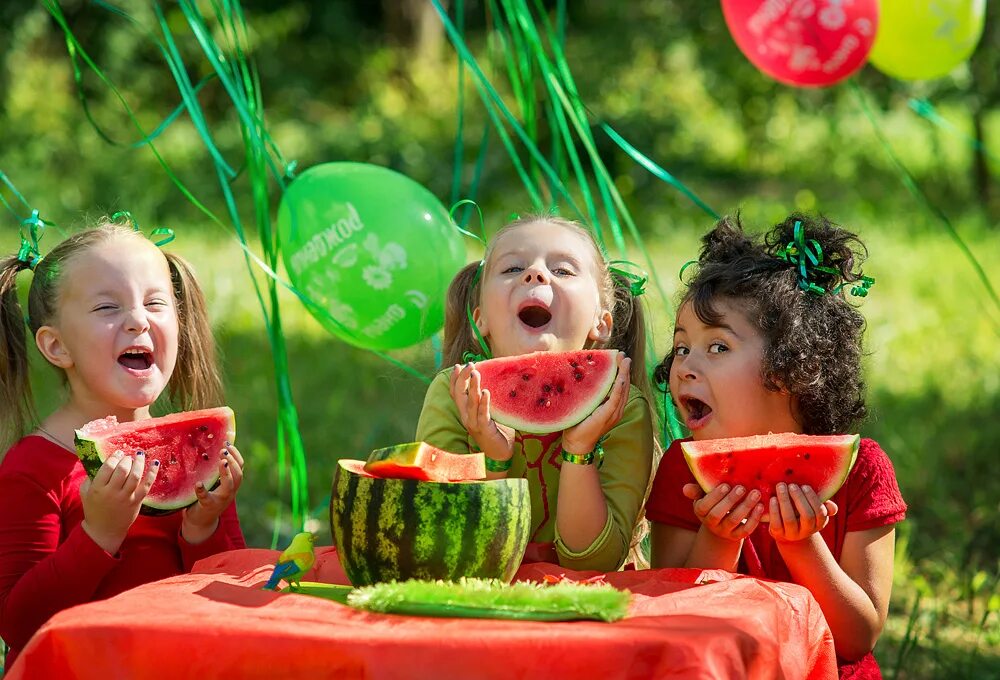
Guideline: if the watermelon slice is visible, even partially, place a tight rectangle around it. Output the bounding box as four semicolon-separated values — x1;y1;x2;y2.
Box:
364;442;486;482
682;433;860;521
75;407;235;515
474;350;620;433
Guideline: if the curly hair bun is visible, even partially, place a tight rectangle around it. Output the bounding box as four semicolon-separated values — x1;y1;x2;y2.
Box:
699;215;758;264
765;213;868;293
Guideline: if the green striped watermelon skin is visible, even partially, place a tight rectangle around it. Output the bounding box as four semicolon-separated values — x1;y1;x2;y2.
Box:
330;459;531;587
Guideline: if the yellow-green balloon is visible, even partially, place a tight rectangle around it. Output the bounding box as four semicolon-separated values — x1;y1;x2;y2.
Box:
869;0;985;80
277;162;465;351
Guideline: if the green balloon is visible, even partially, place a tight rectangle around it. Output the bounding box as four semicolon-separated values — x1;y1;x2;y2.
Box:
869;0;985;81
277;163;465;351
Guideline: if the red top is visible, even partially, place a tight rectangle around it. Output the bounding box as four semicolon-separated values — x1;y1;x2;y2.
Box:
647;437;906;679
0;436;246;667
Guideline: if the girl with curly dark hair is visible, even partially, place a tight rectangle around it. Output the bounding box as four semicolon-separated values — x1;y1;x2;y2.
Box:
646;214;906;679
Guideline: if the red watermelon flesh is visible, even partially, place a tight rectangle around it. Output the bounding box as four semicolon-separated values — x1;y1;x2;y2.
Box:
74;407;236;515
681;433;859;521
474;350;620;433
364;442;486;482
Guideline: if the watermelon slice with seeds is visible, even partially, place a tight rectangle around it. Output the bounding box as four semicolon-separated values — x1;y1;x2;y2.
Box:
75;407;235;516
474;350;620;433
365;442;486;482
681;433;860;521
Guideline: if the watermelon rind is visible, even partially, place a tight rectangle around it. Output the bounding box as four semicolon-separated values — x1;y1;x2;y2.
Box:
681;433;860;522
477;350;620;434
331;459;531;587
74;407;236;516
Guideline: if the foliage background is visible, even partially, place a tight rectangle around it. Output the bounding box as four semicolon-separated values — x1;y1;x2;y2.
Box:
0;1;998;677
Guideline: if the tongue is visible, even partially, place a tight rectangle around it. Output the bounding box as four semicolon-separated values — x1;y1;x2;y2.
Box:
119;355;149;370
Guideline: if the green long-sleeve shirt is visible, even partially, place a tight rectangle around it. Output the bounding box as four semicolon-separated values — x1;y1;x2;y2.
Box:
415;371;654;572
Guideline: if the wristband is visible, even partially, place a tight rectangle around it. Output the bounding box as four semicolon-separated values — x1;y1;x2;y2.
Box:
484;455;513;472
560;440;605;469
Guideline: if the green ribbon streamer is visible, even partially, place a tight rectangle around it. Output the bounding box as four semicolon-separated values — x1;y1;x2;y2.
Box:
600;123;721;220
851;81;999;329
909;98;1000;166
448;199;492;363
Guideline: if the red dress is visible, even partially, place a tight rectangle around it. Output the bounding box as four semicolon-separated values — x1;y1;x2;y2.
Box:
0;436;246;668
647;437;906;679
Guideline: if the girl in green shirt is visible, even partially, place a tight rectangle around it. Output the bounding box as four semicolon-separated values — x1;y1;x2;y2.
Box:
416;215;655;572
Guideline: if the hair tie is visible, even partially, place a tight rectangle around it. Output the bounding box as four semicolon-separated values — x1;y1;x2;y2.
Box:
16;209;51;271
774;220;875;298
111;211;175;247
608;260;647;297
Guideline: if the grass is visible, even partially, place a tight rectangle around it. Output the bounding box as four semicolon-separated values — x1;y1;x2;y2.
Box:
1;204;998;678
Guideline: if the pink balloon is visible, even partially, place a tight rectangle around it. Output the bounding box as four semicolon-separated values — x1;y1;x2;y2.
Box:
722;0;879;87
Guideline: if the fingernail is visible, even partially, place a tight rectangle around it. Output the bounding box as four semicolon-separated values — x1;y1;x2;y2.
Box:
223;450;230;456
749;490;760;500
789;483;799;492
803;485;812;493
224;440;231;447
196;482;204;489
136;450;144;456
719;484;730;494
734;485;745;495
153;460;160;466
224;461;229;468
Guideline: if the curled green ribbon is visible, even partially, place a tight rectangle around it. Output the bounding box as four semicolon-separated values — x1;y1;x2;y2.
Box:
775;220;841;296
775;220;874;298
608;259;647;297
111;210;176;247
17;209;51;270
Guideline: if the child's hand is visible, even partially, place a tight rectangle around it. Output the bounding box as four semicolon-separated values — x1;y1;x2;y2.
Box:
686;482;764;541
561;354;631;456
450;363;515;463
181;442;244;545
767;482;838;543
80;450;159;555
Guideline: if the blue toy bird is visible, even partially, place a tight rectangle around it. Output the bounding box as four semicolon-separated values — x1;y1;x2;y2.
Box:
262;532;316;591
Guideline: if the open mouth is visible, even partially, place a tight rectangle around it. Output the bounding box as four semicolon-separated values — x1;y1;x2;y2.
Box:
118;349;153;371
681;396;713;426
518;305;552;329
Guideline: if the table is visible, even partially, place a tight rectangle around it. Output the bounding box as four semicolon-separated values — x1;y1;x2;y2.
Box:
7;547;837;679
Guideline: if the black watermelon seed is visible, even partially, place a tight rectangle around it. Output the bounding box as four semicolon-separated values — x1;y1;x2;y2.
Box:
756;473;762;480
569;361;579;368
804;453;811;459
542;384;552;393
574;372;584;381
509;390;517;399
785;468;794;475
556;385;564;393
586;353;593;361
198;425;208;432
202;453;210;460
522;374;531;381
537;397;547;406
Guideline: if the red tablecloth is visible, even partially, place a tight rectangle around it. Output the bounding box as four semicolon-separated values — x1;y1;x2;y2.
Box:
8;547;836;679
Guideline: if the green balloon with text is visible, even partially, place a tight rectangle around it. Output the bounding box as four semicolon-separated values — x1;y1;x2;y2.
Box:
278;163;465;351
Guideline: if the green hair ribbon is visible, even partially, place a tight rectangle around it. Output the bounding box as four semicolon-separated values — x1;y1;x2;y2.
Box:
775;220;873;298
111;210;175;247
608;259;647;297
17;209;52;271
